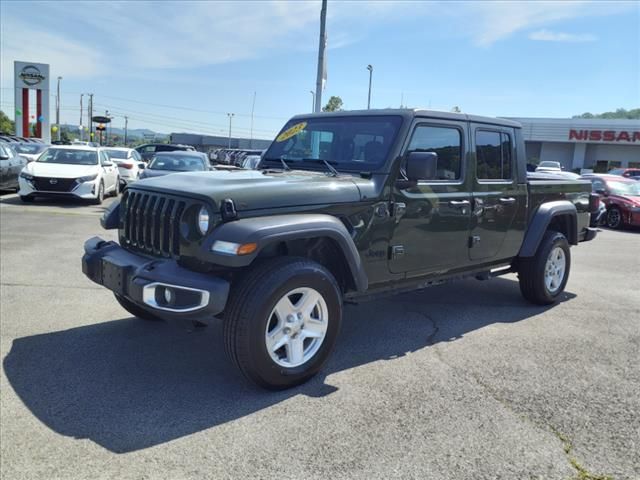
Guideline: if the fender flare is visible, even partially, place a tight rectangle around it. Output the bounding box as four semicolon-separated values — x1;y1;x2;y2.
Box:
519;200;577;257
203;214;368;292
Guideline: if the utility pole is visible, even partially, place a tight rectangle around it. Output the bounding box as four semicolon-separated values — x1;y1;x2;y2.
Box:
88;93;94;141
56;76;62;140
105;110;110;146
249;92;256;149
79;94;84;141
227;113;234;148
310;91;315;112
124;116;128;146
367;65;373;109
314;0;327;113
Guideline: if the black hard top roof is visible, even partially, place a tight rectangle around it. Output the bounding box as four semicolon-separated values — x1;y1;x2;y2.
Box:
290;108;521;129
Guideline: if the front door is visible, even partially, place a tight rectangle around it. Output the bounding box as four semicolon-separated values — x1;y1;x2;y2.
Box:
469;125;524;261
388;120;472;276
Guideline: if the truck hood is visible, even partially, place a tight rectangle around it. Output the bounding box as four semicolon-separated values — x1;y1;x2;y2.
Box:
132;169;373;211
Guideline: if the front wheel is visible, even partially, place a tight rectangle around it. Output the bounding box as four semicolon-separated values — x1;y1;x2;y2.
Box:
517;230;571;305
224;257;342;390
606;206;623;229
91;181;104;205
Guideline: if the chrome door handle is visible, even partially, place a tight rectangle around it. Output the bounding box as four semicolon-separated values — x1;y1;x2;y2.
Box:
449;200;470;208
499;197;516;205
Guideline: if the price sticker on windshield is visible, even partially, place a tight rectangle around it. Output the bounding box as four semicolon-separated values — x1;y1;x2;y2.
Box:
275;122;307;142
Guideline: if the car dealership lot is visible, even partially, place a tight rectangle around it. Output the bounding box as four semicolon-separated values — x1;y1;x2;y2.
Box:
0;196;638;480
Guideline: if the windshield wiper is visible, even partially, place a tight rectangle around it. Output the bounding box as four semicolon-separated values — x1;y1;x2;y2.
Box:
302;158;339;177
261;156;291;171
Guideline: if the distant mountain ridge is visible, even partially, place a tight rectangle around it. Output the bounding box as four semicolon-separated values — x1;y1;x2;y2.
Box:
60;124;169;140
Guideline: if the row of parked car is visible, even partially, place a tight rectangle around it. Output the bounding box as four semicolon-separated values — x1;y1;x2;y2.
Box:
209;148;264;169
0;141;214;204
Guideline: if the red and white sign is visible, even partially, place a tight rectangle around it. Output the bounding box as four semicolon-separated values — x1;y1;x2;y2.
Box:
569;129;640;143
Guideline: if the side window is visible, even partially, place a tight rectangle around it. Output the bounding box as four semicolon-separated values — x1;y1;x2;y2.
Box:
476;130;512;180
592;179;605;192
407;125;462;180
133;151;142;161
0;145;8;160
141;146;156;153
100;151;109;164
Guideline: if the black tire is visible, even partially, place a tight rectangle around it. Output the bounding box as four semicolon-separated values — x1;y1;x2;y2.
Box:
114;293;163;321
92;181;104;205
606;206;623;229
517;230;571;305
20;195;34;203
112;178;120;197
224;257;342;390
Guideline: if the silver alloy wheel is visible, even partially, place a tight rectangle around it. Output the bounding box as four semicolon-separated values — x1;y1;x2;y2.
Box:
544;246;566;293
265;287;328;368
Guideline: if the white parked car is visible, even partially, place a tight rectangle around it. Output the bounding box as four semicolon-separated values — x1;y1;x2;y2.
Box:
104;147;145;184
18;145;119;204
535;161;563;173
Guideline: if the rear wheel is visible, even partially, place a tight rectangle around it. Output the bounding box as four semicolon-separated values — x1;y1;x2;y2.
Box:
224;257;342;390
518;230;571;305
606;206;623;229
114;293;163;321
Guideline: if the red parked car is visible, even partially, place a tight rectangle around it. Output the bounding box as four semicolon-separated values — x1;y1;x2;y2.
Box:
581;174;640;229
607;168;640;180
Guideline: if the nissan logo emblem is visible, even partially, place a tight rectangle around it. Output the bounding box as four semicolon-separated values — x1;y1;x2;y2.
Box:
19;65;46;87
49;179;58;185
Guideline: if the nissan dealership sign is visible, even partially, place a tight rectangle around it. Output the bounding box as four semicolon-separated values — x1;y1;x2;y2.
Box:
569;129;640;143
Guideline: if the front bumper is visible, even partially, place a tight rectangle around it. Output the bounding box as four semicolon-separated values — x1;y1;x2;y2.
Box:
82;237;230;320
19;177;100;200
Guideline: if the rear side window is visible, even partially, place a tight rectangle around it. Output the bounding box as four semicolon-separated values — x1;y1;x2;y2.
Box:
407;125;462;180
476;130;512;180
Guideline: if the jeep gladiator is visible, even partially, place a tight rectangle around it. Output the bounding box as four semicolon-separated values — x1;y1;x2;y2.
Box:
83;110;598;389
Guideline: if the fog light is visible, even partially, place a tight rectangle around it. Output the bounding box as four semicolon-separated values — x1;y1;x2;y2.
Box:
163;287;174;304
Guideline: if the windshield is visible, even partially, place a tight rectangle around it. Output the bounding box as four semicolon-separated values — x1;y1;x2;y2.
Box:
149;155;205;171
105;149;129;159
539;161;561;168
14;144;47;155
262;115;403;172
36;148;98;165
607;180;640;196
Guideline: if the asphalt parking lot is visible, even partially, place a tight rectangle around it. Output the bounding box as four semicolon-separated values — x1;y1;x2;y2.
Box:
1;192;638;480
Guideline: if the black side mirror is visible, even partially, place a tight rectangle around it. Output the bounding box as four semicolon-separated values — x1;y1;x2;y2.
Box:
138;163;145;169
595;188;606;195
406;151;438;182
0;154;9;160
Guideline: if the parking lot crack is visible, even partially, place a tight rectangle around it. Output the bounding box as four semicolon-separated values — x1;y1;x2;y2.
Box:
549;427;614;480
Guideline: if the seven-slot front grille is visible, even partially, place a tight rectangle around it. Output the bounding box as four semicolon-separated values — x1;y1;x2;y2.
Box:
33;177;77;192
121;190;187;257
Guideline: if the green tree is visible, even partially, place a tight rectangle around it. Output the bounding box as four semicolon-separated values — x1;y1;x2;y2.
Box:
322;96;343;112
0;110;15;134
573;108;639;119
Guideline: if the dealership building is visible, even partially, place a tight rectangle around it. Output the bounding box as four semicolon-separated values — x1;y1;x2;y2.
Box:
509;117;640;172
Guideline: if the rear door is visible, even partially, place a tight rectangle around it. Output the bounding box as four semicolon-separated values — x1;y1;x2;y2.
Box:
0;144;11;188
469;125;525;261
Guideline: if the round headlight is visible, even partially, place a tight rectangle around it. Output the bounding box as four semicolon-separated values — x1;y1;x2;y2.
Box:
197;206;210;235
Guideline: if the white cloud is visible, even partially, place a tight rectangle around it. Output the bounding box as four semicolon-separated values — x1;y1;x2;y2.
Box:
447;0;633;46
0;17;105;88
529;29;597;42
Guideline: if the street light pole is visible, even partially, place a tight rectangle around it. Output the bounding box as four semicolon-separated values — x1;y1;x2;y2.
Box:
124;116;129;146
227;113;235;148
56;76;62;140
88;93;94;141
314;0;327;113
249;92;256;149
366;65;373;110
79;94;84;141
310;90;315;112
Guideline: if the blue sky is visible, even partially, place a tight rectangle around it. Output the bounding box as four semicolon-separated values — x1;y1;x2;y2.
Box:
1;0;638;140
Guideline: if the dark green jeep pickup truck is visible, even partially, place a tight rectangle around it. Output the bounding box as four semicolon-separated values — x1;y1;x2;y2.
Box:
83;110;597;389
